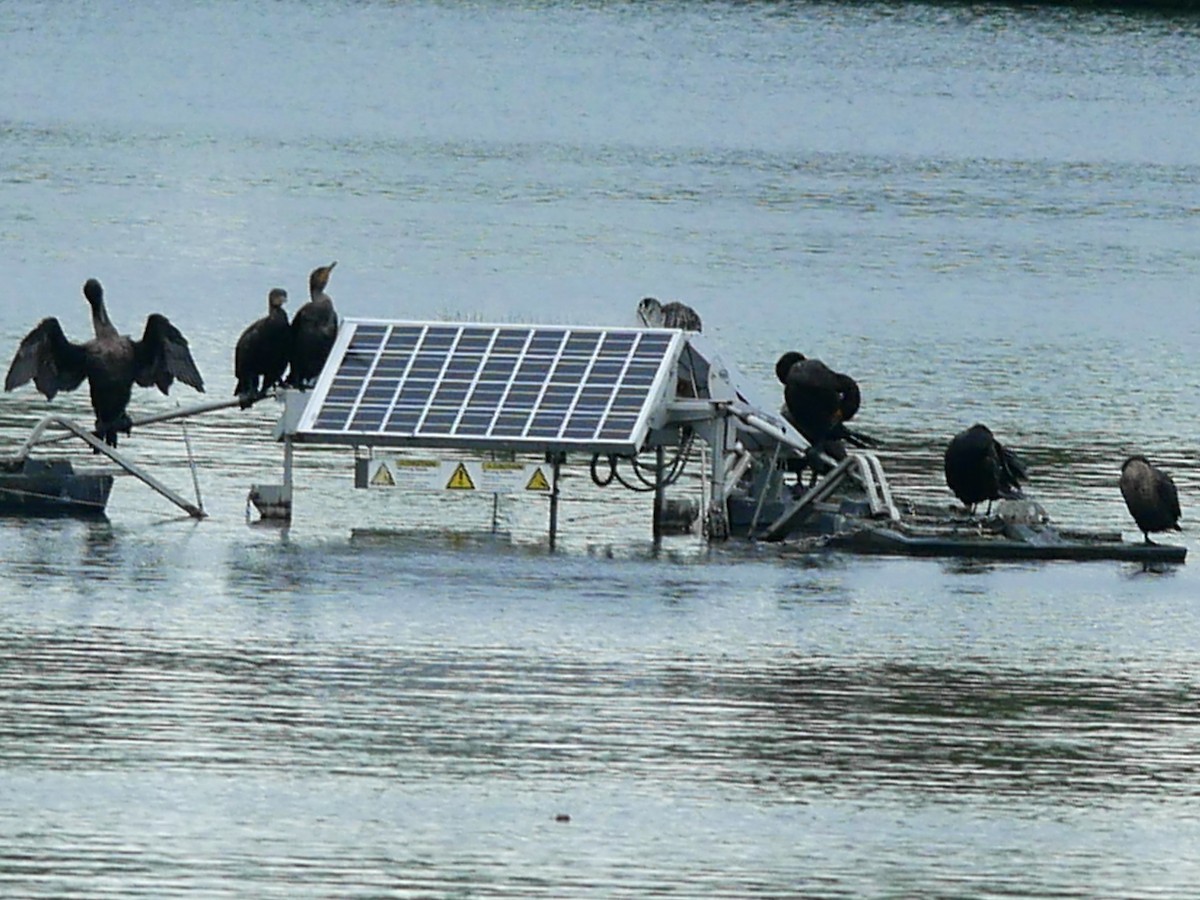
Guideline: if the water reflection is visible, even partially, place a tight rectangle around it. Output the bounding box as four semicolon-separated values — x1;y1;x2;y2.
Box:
80;519;118;578
774;577;853;607
0;518;116;586
1122;560;1183;579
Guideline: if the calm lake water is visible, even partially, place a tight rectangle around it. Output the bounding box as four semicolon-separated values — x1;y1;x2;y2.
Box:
3;0;1200;896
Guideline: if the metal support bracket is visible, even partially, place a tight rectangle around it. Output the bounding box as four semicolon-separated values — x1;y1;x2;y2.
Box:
10;415;205;518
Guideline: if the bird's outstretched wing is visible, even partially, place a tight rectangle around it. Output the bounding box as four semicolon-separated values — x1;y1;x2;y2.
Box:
4;317;88;400
133;314;205;394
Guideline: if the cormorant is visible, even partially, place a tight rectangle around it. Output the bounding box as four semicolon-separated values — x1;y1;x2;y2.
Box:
943;423;1027;515
774;351;877;460
288;261;338;388
5;278;205;447
234;287;290;406
637;296;702;332
1119;455;1181;544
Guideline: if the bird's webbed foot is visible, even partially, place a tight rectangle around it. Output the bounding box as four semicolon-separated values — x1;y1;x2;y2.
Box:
91;428;118;451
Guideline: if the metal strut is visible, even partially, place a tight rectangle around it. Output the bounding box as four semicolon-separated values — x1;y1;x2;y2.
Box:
11;415;205;519
14;396;250;457
760;456;857;542
853;451;900;521
7;397;249;519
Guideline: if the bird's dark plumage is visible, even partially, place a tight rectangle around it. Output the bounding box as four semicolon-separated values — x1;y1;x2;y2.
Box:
1119;455;1181;544
944;423;1027;514
288;262;338;387
235;287;290;404
775;351;877;459
5;278;205;447
637;296;702;332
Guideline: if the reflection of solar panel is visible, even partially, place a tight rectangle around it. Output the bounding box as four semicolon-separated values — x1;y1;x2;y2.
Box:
294;320;682;454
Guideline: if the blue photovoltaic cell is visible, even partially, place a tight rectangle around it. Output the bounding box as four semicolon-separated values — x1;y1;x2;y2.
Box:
299;321;678;452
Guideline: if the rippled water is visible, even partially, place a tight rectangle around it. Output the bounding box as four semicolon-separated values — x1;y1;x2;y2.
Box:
2;0;1200;896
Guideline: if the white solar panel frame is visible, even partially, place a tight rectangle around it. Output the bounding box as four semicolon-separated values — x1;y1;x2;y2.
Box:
293;318;685;455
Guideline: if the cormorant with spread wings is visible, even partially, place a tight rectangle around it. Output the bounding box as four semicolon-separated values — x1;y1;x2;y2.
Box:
5;278;205;447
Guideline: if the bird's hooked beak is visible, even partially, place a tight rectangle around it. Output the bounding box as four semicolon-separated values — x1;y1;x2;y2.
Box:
310;261;337;294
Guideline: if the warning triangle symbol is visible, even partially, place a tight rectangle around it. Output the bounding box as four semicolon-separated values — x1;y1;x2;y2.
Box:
446;462;476;490
371;462;396;486
526;466;551;492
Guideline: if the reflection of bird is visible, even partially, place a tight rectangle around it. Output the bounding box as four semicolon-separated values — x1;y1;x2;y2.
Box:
234;288;290;406
637;296;702;331
943;423;1027;515
1119;455;1181;544
288;262;339;387
774;351;877;460
4;278;205;447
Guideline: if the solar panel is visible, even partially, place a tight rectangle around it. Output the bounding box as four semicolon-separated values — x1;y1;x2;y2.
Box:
293;319;684;455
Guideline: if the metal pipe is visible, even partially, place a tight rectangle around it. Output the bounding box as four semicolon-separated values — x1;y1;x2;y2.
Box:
652;444;665;544
18;396;253;453
283;436;294;489
761;456;856;542
10;415;204;518
180;414;205;515
548;453;562;550
871;453;900;521
747;442;781;539
731;406;869;491
855;454;883;515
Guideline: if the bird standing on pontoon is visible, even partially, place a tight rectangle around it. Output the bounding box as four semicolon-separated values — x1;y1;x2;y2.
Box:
4;278;205;447
234;287;291;407
1119;454;1181;544
287;261;339;388
943;423;1027;515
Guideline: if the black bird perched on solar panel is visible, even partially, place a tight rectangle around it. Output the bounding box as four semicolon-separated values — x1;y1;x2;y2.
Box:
4;278;205;448
943;423;1028;515
234;287;290;407
774;351;878;462
637;296;702;332
1119;455;1181;544
288;261;338;388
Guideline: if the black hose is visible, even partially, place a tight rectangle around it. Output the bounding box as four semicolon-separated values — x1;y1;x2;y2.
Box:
589;429;696;493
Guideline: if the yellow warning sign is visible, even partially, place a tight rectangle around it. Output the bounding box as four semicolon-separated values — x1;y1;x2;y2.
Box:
525;466;551;492
364;458;551;493
446;462;477;490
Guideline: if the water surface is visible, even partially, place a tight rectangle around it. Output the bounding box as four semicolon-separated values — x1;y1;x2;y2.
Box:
2;1;1199;896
